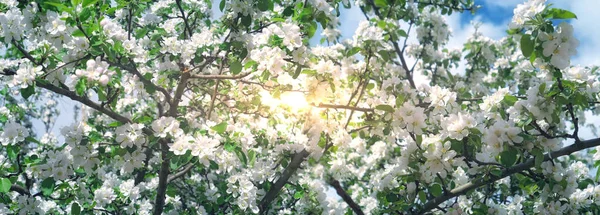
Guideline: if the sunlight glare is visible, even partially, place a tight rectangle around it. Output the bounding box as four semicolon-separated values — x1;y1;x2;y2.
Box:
280;92;309;110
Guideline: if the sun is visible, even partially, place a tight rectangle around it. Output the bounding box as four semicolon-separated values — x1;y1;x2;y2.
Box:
280;91;309;110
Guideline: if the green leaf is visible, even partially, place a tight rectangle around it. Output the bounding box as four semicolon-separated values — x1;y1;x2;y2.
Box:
241;15;252;27
230;60;243;75
71;202;81;215
20;85;35;100
385;193;399;202
234;147;247;166
545;8;577;19
211;122;227;134
398;29;408;37
219;0;226;12
520;34;534;57
294;190;304;199
346;47;361;56
374;0;387;7
430;184;443;197
72;29;86;37
292;65;302;79
532;148;544;169
0;178;11;193
257;0;271;11
41;177;55;196
500;148;518;166
503;95;518;106
25;137;40;144
75;79;86;96
136;28;150;39
375;104;394;112
82;0;99;7
44;2;72;12
418;190;426;203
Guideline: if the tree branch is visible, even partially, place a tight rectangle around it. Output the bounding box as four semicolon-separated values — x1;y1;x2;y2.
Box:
189;72;251;80
329;179;365;215
153;140;171;215
417;137;600;214
167;163;195;183
259;149;310;214
35;80;132;124
316;104;374;112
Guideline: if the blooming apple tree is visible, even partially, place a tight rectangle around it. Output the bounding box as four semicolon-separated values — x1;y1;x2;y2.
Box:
1;0;600;214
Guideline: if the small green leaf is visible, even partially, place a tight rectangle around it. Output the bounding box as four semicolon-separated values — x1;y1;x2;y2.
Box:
375;104;394;112
82;0;99;7
294;190;304;199
545;8;577;19
533;148;544;169
418;190;426;203
241;15;252;27
416;135;423;146
71;202;81;215
0;178;11;193
211;122;227;134
503;95;518;106
430;184;443;197
292;65;302;79
386;193;399;202
75;79;86;96
219;0;226;12
230;60;243;75
257;0;271;11
520;34;534;57
346;47;361;56
374;0;387;7
500;148;518;166
20;85;35;100
72;29;86;37
41;177;55;196
398;29;408;37
25;137;40;144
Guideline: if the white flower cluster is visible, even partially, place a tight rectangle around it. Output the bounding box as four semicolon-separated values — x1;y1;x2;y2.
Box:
479;119;523;159
416;9;451;45
392;102;427;135
353;20;384;45
33;150;73;180
115;123;146;148
0;8;26;44
151;116;183;138
421;135;459;182
427;86;457;115
479;88;509;113
250;46;287;76
539;22;579;69
118;150;146;174
61;123;99;174
509;0;545;29
511;84;556;124
11;63;42;89
0;121;29;145
100;17;127;43
44;11;73;49
440;112;477;141
94;186;116;207
226;173;260;213
75;57;115;86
